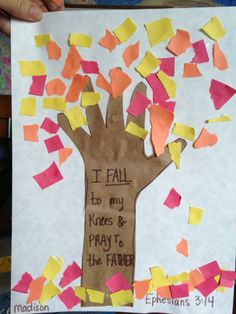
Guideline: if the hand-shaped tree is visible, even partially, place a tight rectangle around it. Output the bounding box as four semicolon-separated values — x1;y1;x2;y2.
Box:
58;78;186;306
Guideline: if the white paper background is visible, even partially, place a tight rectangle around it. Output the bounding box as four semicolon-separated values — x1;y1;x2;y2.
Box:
11;7;236;314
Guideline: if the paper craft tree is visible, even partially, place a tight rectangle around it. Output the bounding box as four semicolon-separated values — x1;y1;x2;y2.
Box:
58;78;186;306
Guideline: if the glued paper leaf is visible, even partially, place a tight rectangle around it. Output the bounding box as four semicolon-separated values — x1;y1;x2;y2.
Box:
58;287;80;309
69;33;93;47
136;51;160;78
183;63;202;78
19;61;46;76
27;277;46;304
43;98;67;111
29;75;46;96
170;284;189;299
110;289;133;306
62;46;83;80
33;162;63;189
150;266;169;289
87;289;105;304
65;74;89;103
159;57;175;77
96;73;112;95
114;17;137;43
105;272;131;292
145;18;175;47
172;123;196;141
156;286;172;298
164;188;181;209
168;272;189;284
220;271;236;288
46;78;66;96
47;40;62;60
199;261;221;279
176;238;189;257
81;92;101;107
202;16;226;41
167;29;191;56
64;106;87;131
188;207;203;225
189;269;205;289
42;256;64;281
149;105;174;156
74;286;86;301
81;60;99;74
20;97;37;116
209;79;236;110
168;141;181;169
146;73;169;103
156;71;176;98
99;30;120;52
159;101;176;113
132;280;151;300
41;117;60;134
59;147;73;165
12;272;33;294
125;122;148;140
207;115;231;123
23;124;39;142
193;128;218;149
109;68;132;98
196;277;218;297
123;41;140;67
60;261;83;288
39;281;61;305
45;135;64;153
127;92;151;117
213;43;228;71
192;40;209;63
34;34;50;47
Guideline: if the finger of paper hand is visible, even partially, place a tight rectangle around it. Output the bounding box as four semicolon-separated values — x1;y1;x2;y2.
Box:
106;95;124;131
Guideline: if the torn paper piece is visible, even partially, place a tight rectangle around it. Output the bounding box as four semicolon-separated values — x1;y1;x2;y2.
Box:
167;29;191;56
150;266;168;289
127;92;151;117
34;34;50;47
47;40;62;60
69;33;92;47
183;63;202;78
59;148;73;165
41;117;60;134
146;73;169;103
125;122;148;140
110;290;133;306
19;61;46;76
209;79;236;110
168;141;181;169
196;277;218;297
105;272;131;293
81;60;99;74
213;43;228;71
192;40;209;63
59;287;80;309
114;17;137;43
96;73;112;95
132;280;151;300
156;71;176;98
29;75;46;96
39;281;61;305
12;272;33;294
81;92;101;107
176;238;189;257
159;101;176;113
145;18;175;47
110;68;132;98
65;74;89;103
168;272;189;284
46;78;66;96
23;124;39;142
64;106;87;131
156;286;172;298
188;207;203;225
123;41;140;67
193;128;218;149
27;277;46;304
199;261;221;279
189;269;205;289
87;289;105;304
220;271;236;288
136;51;160;78
60;261;83;288
207;115;231;123
42;256;64;281
172;123;195;141
159;57;175;77
20;97;37;116
33;162;63;189
99;30;120;52
170;284;189;299
44;135;64;153
202;16;226;41
164;188;181;209
43;98;67;111
149;105;174;156
62;46;82;79
74;286;86;301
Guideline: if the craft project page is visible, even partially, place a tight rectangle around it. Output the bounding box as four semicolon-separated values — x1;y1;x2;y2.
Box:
11;8;236;314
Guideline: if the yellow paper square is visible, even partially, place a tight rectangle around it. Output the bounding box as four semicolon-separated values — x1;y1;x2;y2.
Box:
87;289;105;304
207;115;231;123
202;16;226;41
42;256;64;281
34;34;51;47
43;98;68;111
39;281;61;305
172;123;196;141
19;61;47;76
150;266;169;289
188;207;203;225
168;142;182;170
114;17;137;43
81;92;101;107
110;290;133;307
69;33;93;48
75;286;86;301
20;98;37;116
64;106;87;131
167;272;189;284
125;122;148;140
136;51;160;78
157;70;176;98
145;18;175;47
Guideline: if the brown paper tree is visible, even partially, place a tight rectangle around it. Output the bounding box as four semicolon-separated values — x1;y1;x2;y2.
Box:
58;78;186;306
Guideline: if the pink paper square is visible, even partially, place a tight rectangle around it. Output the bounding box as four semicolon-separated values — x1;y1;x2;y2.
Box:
196;277;218;297
41;117;60;134
105;272;131;292
44;135;64;153
170;284;189;299
127;92;151;117
59;287;80;309
33;162;63;189
199;260;221;279
159;57;175;76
